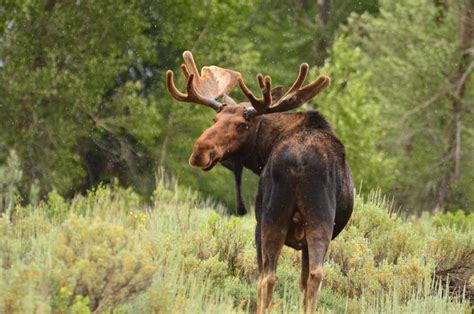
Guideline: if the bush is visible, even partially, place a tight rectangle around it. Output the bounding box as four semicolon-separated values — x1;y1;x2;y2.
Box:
429;228;474;303
326;193;433;299
50;217;156;312
432;210;474;231
0;179;471;313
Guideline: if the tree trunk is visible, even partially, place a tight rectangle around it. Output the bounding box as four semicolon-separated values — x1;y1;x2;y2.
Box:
316;0;331;59
434;0;473;212
317;0;331;25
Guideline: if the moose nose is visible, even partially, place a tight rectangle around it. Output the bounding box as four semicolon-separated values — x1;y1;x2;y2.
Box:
189;143;216;168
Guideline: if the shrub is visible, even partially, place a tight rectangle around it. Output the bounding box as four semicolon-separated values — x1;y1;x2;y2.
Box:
432;210;474;231
0;179;471;313
50;217;157;312
326;193;433;300
429;228;474;303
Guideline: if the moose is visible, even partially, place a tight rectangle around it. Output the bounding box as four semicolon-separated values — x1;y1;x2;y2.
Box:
166;51;354;313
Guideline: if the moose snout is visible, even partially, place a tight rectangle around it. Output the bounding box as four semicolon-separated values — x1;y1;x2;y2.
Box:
189;143;219;169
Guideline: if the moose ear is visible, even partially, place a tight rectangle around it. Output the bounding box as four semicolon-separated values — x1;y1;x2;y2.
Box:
222;94;238;106
271;86;285;102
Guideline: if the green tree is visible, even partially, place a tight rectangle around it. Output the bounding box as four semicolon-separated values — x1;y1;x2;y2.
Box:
0;0;156;197
314;37;396;194
342;0;473;212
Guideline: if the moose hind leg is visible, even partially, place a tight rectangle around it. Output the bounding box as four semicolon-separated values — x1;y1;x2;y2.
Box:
304;223;332;313
296;175;336;312
257;176;294;314
255;222;264;312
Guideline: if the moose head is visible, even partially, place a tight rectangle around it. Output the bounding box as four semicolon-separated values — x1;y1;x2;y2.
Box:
166;51;331;172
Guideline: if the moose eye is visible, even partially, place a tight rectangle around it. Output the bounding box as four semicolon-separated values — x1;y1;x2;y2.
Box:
238;123;249;130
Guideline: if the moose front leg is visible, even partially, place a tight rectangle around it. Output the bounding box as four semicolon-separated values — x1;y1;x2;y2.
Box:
300;246;309;293
220;157;247;216
232;163;247;216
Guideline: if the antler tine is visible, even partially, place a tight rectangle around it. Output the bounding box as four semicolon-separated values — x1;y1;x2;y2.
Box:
262;75;272;108
238;77;260;108
183;51;200;77
166;70;188;101
238;74;272;113
257;74;265;88
287;63;309;94
268;67;331;113
181;64;191;80
300;75;331;96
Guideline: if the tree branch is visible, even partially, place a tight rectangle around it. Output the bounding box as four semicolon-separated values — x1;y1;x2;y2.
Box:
454;61;474;95
403;88;448;120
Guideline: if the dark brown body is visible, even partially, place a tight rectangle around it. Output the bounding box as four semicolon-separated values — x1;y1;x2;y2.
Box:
232;110;353;311
236;111;353;239
221;111;354;237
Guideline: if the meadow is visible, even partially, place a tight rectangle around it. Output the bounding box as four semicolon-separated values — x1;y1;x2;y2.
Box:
1;174;472;313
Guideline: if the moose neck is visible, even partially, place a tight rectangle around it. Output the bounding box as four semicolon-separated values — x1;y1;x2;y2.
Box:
237;113;307;175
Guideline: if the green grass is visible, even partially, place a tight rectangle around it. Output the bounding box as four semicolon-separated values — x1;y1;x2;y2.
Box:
0;176;472;313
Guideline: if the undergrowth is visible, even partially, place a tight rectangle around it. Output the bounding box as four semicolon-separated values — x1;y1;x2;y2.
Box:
0;176;472;313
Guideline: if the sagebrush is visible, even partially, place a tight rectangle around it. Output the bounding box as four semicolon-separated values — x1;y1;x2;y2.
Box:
0;179;471;313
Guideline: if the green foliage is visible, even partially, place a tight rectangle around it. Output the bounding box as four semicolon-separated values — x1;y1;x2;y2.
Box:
315;37;396;193
341;0;473;211
0;0;155;196
428;227;474;299
1;0;471;214
1;178;471;313
51;216;156;312
1;186;155;313
432;210;474;231
326;193;433;298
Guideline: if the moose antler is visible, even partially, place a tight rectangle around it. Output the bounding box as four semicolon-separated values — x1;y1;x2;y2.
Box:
166;51;241;111
238;63;331;115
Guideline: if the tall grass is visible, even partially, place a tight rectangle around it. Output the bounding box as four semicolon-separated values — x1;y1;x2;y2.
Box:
0;176;472;313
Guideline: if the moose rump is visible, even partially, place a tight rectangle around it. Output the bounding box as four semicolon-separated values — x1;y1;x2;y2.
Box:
255;128;348;311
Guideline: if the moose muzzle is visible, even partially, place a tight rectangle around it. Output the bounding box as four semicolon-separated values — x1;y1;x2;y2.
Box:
189;142;220;171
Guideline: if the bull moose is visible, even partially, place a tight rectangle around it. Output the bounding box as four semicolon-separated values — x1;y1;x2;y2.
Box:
166;51;354;313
